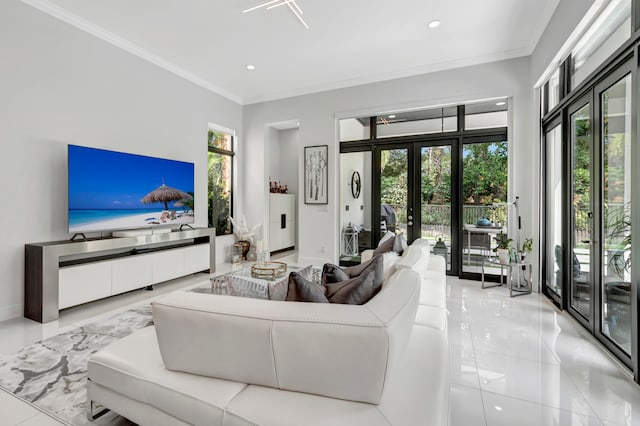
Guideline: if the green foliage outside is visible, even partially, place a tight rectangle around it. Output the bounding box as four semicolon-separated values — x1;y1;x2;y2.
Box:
379;142;509;234
462;142;508;206
208;130;232;235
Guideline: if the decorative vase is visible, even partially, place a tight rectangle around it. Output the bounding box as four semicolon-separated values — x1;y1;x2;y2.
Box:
497;248;509;264
237;240;251;260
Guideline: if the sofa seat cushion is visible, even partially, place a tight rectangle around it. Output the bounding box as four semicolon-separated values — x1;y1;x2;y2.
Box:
421;276;446;294
419;286;446;308
88;326;246;426
223;385;390;426
414;305;447;331
427;255;447;273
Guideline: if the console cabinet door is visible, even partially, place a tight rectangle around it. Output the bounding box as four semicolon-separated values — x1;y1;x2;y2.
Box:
59;262;111;309
269;194;296;252
111;255;153;295
184;245;210;274
152;248;185;283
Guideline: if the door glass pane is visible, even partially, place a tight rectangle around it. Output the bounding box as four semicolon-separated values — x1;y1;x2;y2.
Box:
377;107;457;138
545;125;563;296
339;151;372;264
465;100;508;130
601;74;632;353
570;103;592;318
462;141;508;274
548;68;561;111
380;148;408;239
421;146;452;270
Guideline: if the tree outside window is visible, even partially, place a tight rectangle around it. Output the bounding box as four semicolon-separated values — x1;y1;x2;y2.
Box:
208;129;233;235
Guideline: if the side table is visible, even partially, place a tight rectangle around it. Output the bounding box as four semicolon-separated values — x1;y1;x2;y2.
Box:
481;258;533;297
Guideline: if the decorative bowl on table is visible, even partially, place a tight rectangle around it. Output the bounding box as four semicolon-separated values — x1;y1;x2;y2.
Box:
476;217;492;227
251;262;288;280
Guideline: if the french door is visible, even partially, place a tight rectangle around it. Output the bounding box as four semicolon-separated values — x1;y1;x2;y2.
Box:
373;140;457;273
547;60;633;366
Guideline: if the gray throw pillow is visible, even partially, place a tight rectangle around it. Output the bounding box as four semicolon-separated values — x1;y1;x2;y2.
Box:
322;255;384;293
373;234;395;256
393;233;408;255
286;272;329;303
324;270;376;305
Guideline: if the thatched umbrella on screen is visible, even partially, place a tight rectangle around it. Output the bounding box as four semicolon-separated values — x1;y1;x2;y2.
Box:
141;182;193;211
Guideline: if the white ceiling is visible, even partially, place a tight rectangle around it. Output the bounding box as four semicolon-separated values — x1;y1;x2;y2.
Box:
30;0;560;105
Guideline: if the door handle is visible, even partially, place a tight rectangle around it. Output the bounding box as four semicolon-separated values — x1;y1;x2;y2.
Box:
581;240;590;244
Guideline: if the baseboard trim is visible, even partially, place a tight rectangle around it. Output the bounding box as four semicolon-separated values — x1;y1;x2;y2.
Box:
0;304;24;322
297;255;333;267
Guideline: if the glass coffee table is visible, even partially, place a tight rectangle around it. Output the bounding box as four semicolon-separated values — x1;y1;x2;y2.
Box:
192;263;318;298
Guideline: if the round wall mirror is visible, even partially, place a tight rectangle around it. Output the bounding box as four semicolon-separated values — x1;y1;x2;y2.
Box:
351;171;361;199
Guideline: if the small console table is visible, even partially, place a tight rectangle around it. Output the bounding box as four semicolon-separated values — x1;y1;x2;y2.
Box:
481;258;532;297
25;228;215;323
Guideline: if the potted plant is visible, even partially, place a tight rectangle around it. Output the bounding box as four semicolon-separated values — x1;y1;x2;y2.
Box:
520;238;533;261
493;232;513;264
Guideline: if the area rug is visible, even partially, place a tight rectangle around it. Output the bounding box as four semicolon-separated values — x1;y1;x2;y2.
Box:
0;305;153;425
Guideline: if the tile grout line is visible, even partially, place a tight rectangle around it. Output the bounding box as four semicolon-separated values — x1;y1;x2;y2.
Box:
463;293;489;426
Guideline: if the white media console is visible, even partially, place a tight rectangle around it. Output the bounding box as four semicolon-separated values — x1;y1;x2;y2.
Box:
25;228;216;323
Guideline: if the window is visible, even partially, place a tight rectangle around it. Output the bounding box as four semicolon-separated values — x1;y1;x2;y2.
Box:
376;107;457;138
570;0;631;90
465;99;508;130
208;128;234;235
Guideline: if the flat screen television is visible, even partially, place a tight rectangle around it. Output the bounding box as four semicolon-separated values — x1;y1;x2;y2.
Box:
68;145;195;233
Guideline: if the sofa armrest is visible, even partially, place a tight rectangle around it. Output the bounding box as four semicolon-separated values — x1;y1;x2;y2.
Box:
152;269;420;405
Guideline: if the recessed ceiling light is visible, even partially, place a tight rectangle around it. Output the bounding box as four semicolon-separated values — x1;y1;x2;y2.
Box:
388;115;396;118
494;406;503;412
428;20;441;29
496;101;506;106
246;64;256;70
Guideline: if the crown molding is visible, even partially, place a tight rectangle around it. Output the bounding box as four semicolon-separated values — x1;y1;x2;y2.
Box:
20;0;244;105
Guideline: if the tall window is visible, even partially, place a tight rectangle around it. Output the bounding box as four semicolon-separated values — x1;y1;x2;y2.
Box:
208;128;234;235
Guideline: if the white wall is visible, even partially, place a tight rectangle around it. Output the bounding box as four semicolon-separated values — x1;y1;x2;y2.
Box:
0;1;242;320
243;57;535;268
531;0;596;81
269;128;299;195
340;152;366;229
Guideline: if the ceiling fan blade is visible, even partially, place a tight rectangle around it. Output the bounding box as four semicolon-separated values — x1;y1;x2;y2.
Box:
287;2;309;29
242;0;281;13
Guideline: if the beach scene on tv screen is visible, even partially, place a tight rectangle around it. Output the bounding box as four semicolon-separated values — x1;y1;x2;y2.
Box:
68;145;195;233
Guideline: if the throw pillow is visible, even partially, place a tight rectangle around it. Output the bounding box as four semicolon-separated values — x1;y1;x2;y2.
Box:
286;272;329;303
393;233;408;255
322;254;384;293
324;270;377;305
373;232;396;256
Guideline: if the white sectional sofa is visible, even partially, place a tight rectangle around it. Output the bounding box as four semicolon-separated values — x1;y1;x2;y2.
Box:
87;238;449;425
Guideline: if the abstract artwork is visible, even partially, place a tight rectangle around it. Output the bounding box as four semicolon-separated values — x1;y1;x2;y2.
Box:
304;145;328;204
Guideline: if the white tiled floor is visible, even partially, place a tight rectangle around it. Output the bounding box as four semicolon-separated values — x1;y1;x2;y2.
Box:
448;276;640;426
2;258;640;425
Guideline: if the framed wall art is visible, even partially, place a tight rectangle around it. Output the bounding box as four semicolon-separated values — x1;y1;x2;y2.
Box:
304;145;328;204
